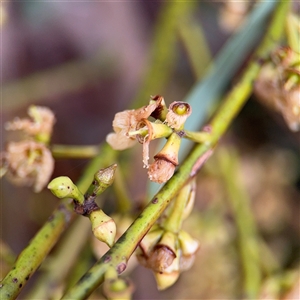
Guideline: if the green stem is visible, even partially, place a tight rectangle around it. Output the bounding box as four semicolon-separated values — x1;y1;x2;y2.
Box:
177;16;212;79
183;129;210;143
62;3;290;298
113;167;132;213
131;1;196;108
25;217;91;300
0;144;117;300
285;13;299;53
51;144;100;159
162;182;191;233
218;148;261;298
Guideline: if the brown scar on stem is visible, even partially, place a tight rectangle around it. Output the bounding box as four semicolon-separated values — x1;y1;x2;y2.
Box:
190;148;214;177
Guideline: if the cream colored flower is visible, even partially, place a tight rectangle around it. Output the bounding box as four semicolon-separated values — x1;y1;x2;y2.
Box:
5;105;56;143
1;140;54;192
106;100;163;150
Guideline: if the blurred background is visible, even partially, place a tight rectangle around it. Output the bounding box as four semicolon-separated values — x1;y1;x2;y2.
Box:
1;1;299;299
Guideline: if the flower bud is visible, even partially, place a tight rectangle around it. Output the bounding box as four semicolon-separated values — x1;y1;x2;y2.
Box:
154;270;180;291
103;277;135;300
89;209;116;247
47;176;84;202
166;102;192;130
181;179;196;221
178;230;199;256
143;231;177;273
139;225;164;254
93;164;117;196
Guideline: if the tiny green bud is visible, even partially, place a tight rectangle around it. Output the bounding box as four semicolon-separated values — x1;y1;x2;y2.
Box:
93;164;117;196
103;277;135;300
89;209;116;247
47;176;84;202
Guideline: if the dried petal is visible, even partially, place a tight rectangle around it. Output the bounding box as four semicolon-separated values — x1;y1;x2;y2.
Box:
135;119;172;168
106;101;161;150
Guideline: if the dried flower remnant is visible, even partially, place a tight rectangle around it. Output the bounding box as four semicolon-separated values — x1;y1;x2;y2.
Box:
135;119;173;167
5;105;56;143
106;98;164;150
148;159;176;184
254;47;300;131
137;228;199;290
149;95;168;121
0;141;54;192
166;102;192;130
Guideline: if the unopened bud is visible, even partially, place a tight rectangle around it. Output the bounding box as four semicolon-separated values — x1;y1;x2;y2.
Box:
182;179;196;221
89;209;116;247
178;230;199;256
139;225;164;254
103;277;135;300
93;164;117;196
166;102;192;130
47;176;84;202
147;231;177;272
154;270;180;290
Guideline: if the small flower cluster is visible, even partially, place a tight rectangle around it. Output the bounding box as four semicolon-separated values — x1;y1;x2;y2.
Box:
106;96;192;183
48;164;118;248
1;106;55;192
137;225;199;290
136;179;199;290
254;46;300;132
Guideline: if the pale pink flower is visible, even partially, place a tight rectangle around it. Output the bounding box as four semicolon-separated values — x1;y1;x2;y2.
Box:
106;100;162;150
1;140;54;192
5;105;56;143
